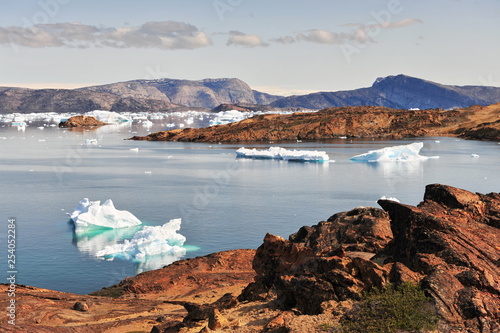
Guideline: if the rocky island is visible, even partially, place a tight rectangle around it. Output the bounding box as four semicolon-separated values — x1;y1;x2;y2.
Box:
1;184;499;332
130;103;500;143
58;115;108;128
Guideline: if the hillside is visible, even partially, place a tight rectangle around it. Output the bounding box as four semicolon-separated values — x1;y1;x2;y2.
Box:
270;74;500;110
130;103;500;143
0;78;283;114
1;74;499;114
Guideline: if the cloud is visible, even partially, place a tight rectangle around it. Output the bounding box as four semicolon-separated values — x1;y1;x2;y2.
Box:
296;29;345;44
226;30;268;47
294;18;422;46
0;21;211;49
271;36;296;44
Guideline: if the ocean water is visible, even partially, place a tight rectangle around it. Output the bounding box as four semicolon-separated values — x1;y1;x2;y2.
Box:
0;120;498;294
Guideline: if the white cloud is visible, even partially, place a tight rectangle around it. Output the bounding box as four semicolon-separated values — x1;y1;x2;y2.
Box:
0;21;212;50
297;29;341;44
226;30;269;47
295;18;422;46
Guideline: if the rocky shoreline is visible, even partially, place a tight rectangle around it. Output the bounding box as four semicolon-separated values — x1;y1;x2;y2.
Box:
1;184;499;332
130;103;500;143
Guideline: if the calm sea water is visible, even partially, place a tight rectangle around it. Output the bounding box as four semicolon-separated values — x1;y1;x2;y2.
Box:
1;120;498;294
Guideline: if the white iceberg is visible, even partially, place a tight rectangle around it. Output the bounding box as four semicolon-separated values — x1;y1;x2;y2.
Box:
379;196;400;203
350;142;438;162
95;218;186;267
85;110;132;123
210;110;249;126
236;147;330;162
70;198;142;233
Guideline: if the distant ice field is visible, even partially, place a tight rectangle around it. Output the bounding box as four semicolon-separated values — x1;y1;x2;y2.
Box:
0;113;498;294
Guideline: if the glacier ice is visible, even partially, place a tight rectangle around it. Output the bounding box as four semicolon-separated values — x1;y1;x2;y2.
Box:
95;218;186;271
236;147;330;162
70;198;142;233
350;142;438;162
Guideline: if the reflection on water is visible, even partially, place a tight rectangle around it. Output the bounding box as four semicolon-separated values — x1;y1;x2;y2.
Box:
71;219;189;274
72;223;141;257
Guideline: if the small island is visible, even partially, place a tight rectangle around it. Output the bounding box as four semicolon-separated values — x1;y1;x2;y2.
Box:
59;115;108;128
130;103;500;143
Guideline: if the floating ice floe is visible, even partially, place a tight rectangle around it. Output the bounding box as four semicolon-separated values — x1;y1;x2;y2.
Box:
236;147;330;162
350;142;438;162
95;218;186;263
70;198;142;233
84;139;98;145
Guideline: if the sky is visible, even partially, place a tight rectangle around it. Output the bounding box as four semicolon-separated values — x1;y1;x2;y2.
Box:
1;0;499;95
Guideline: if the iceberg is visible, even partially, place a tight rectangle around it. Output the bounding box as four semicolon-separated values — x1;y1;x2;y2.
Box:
236;147;330;162
350;142;437;162
95;218;186;268
209;110;249;126
70;198;142;233
85;110;132;123
379;196;400;203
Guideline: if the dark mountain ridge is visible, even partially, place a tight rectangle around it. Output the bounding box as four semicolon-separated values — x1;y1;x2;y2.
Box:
271;74;500;110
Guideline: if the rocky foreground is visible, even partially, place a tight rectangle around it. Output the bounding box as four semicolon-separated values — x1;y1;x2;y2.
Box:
1;184;499;332
130;103;500;143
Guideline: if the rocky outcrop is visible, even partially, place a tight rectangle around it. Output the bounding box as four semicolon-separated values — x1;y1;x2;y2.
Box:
58;115;107;128
376;184;500;332
240;184;500;332
239;207;394;315
130;103;500;142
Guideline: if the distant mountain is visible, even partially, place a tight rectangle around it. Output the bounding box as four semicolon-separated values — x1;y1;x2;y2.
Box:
270;75;500;110
1;74;499;114
0;78;283;113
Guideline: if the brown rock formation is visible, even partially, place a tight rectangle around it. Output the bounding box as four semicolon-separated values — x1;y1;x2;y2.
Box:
58;115;108;128
377;184;500;332
129;103;500;143
239;184;500;332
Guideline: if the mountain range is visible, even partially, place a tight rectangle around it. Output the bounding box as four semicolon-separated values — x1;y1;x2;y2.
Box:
1;74;499;114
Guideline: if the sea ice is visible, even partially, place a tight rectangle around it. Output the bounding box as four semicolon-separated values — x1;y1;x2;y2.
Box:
209;110;249;126
350;142;438;162
70;198;142;233
85;110;132;123
236;147;330;162
95;218;186;263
